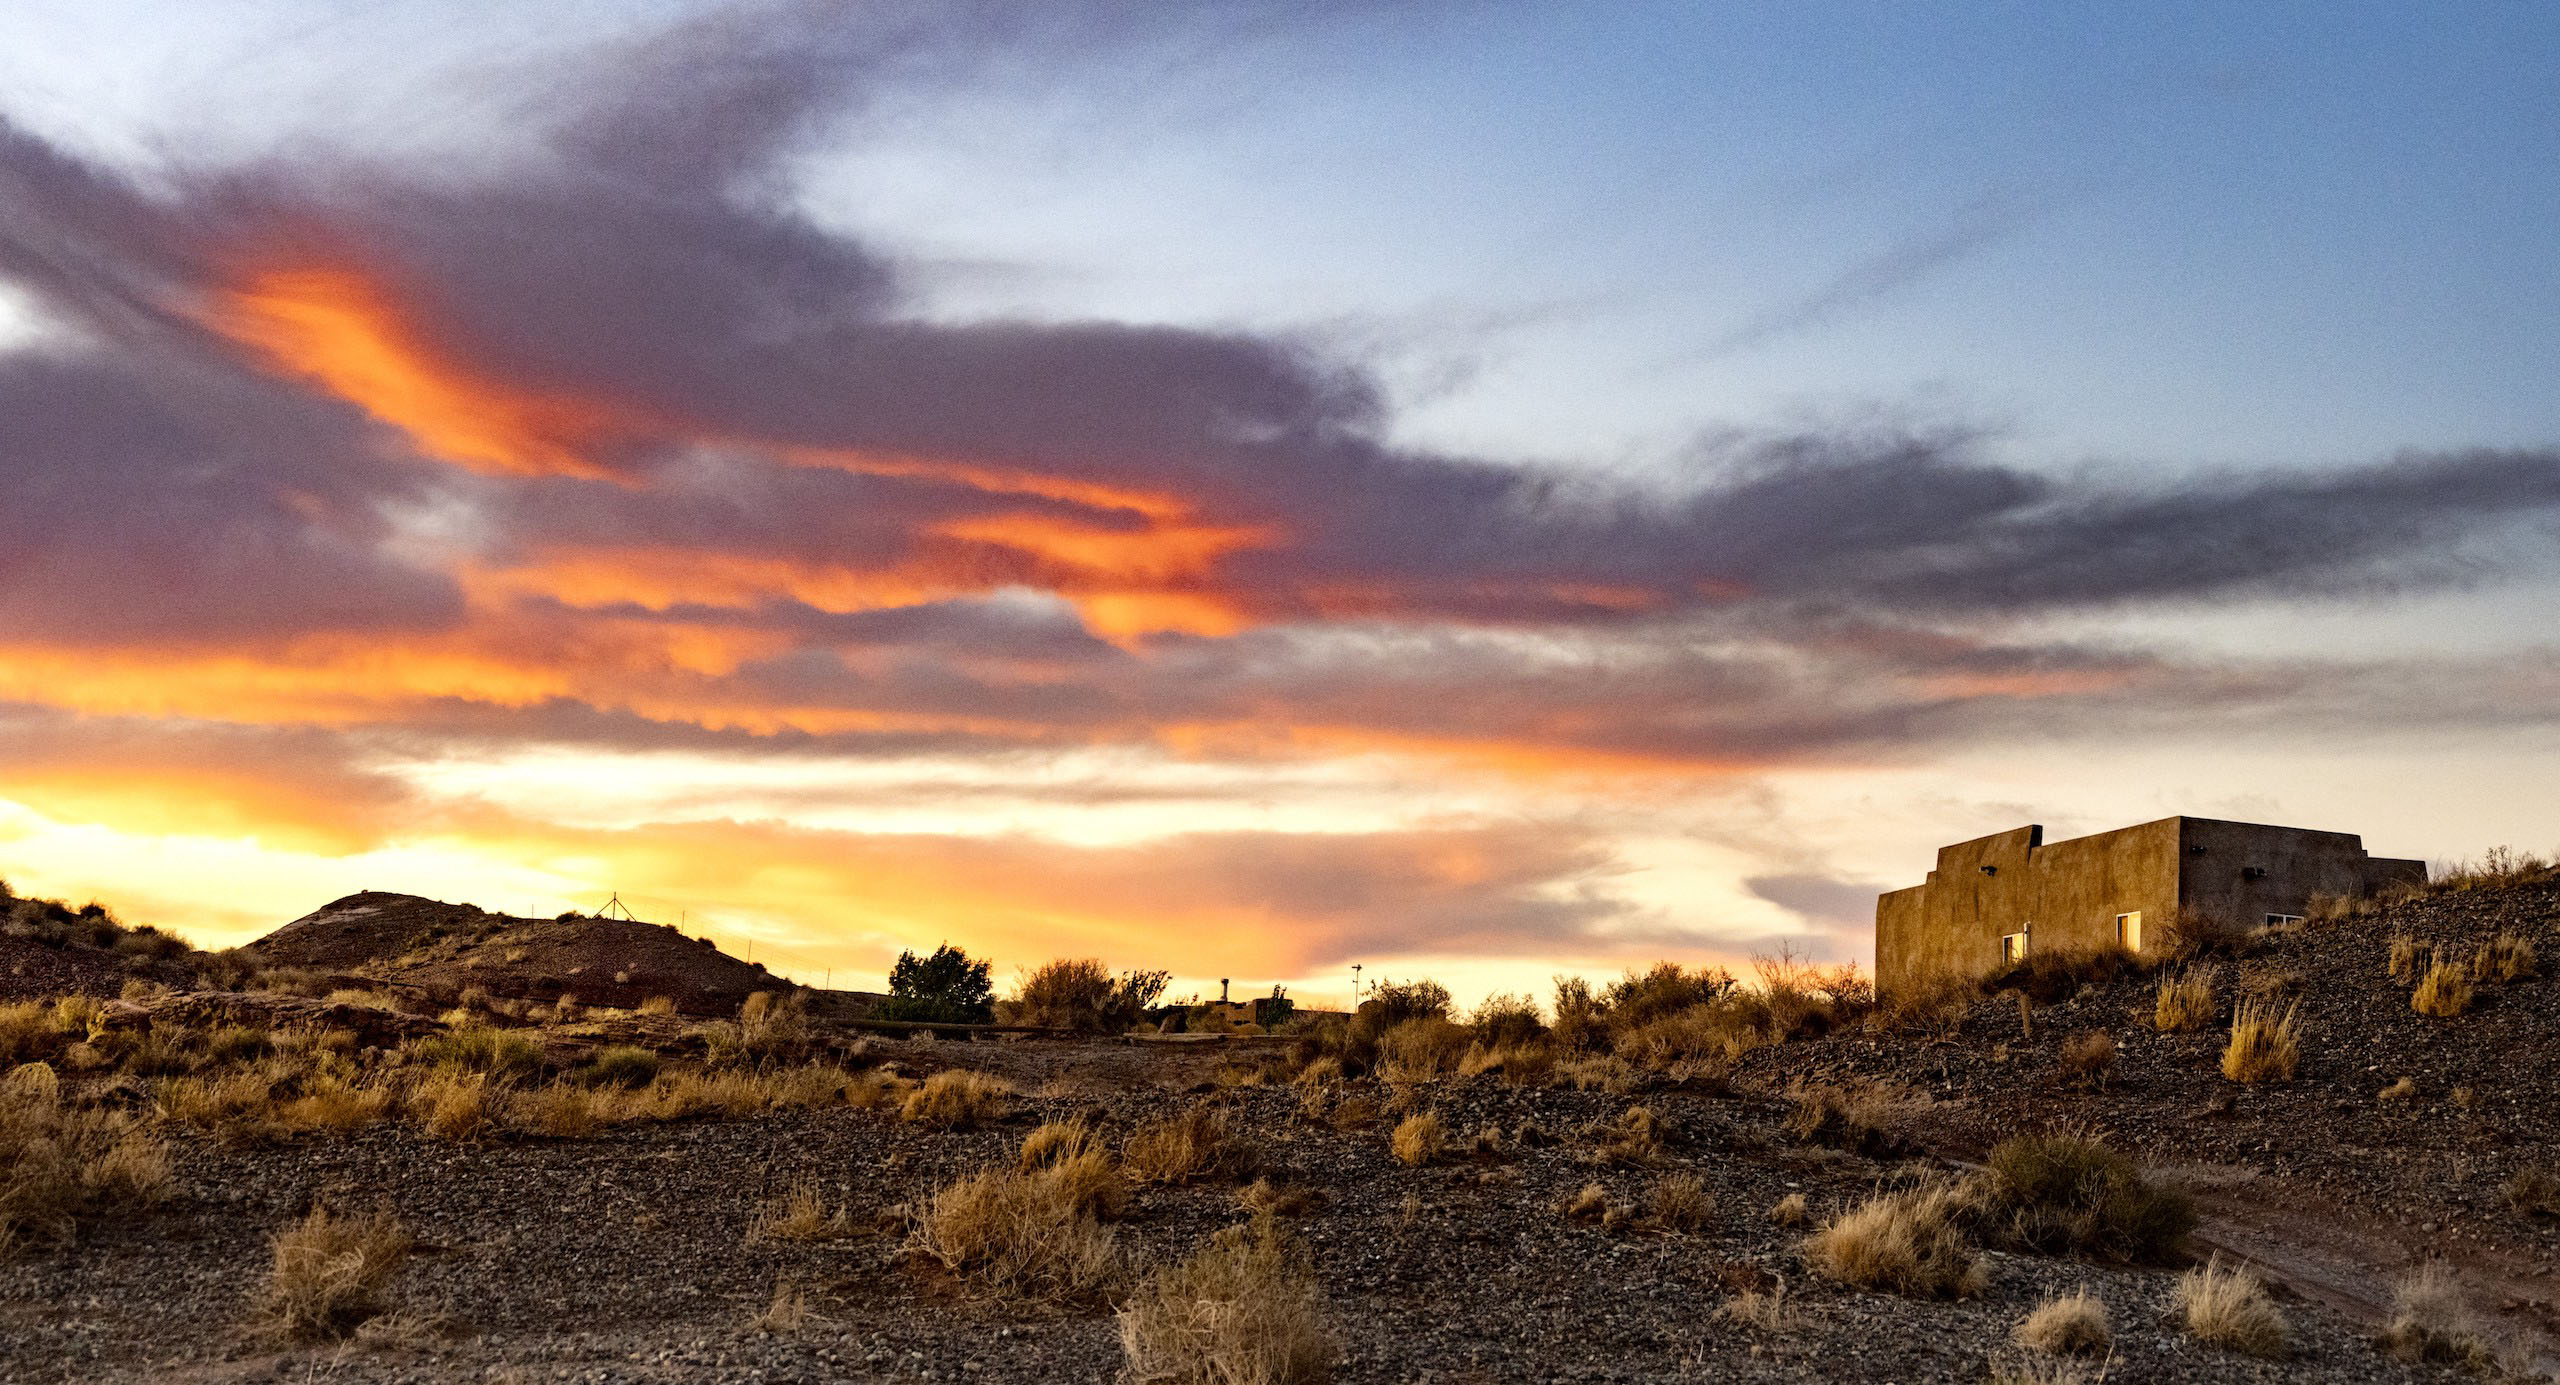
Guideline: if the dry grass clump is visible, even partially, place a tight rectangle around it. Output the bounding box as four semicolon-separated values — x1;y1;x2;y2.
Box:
1237;1178;1325;1219
1125;1107;1254;1185
2152;967;2217;1032
1587;1104;1665;1167
1020;1118;1102;1170
1803;1182;1982;1298
2014;1289;2110;1355
1767;1192;1809;1227
1376;1016;1472;1081
257;1207;411;1341
411;1069;497;1141
1005;958;1169;1033
2378;1262;2497;1368
1;1067;171;1251
1118;1216;1336;1385
575;1045;660;1089
411;1024;541;1078
2053;1031;2114;1090
1456;1039;1556;1085
750;1279;813;1333
1782;1080;1916;1155
1560;1182;1612;1224
2175;1254;2286;1358
2377;1076;2416;1103
900;1069;1013;1129
703;990;813;1067
2474;931;2539;983
1715;1280;1791;1331
2387;932;2423;981
1971;1132;2194;1263
908;1163;1121;1302
1389;1111;1444;1167
2219;998;2299;1083
2502;1165;2560;1218
751;1176;855;1242
637;994;677;1016
505;1082;608;1138
2411;956;2474;1017
1646;1173;1714;1234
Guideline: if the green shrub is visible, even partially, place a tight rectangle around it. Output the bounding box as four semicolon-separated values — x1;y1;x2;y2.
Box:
576;1046;660;1089
1971;1133;2194;1263
412;1024;542;1078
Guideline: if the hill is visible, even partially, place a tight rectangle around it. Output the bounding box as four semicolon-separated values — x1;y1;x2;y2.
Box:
248;891;808;1016
0;884;211;1001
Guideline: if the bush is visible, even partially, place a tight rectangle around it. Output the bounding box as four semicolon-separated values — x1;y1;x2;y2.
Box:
1466;992;1546;1047
2474;932;2538;983
2502;1165;2560;1218
908;1163;1120;1302
1008;960;1169;1033
2220;999;2299;1083
1971;1133;2194;1263
703;991;812;1066
900;1069;1013;1129
1118;1216;1335;1385
1125;1107;1253;1185
1804;1183;1982;1298
257;1207;411;1340
2176;1254;2286;1358
2412;957;2473;1017
2054;1031;2115;1090
1375;1017;1471;1080
2378;1262;2496;1368
1;1066;171;1251
412;1024;541;1078
1550;976;1606;1051
575;1046;660;1089
879;944;995;1025
1602;963;1736;1031
2153;967;2217;1032
1389;1111;1444;1167
1647;1173;1714;1234
2388;933;2423;982
1783;1081;1915;1156
2014;1289;2110;1355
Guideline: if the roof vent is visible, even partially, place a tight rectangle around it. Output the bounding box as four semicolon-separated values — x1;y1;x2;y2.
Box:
1979;865;1998;876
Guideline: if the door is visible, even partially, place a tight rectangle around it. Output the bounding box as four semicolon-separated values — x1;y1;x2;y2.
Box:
2116;912;2142;952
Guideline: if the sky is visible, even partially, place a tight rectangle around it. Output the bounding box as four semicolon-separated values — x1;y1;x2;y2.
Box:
0;0;2555;1008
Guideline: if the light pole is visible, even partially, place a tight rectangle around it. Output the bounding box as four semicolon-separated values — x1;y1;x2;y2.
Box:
1350;964;1362;1009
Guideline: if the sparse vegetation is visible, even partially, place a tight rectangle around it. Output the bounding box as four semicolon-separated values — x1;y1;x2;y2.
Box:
2175;1254;2287;1358
751;1176;853;1242
1389;1110;1444;1167
2502;1165;2560;1218
2378;1262;2497;1368
2152;966;2216;1032
900;1069;1013;1129
1005;959;1170;1033
2220;998;2299;1083
257;1207;411;1340
2388;932;2423;981
878;943;996;1025
1125;1107;1253;1185
703;990;812;1066
1783;1080;1915;1155
1767;1192;1809;1227
2013;1289;2110;1355
2473;931;2539;982
0;1065;170;1251
412;1023;542;1078
2053;1030;2114;1090
907;1162;1120;1302
1118;1216;1335;1385
1804;1182;1982;1298
1646;1173;1713;1234
2411;955;2474;1017
1970;1133;2194;1263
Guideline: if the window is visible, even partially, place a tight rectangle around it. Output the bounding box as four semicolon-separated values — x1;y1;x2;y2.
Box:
2000;931;2029;963
2116;911;2143;952
2265;913;2303;927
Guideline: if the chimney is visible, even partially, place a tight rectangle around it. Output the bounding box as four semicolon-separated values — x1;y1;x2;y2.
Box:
1220;978;1231;1003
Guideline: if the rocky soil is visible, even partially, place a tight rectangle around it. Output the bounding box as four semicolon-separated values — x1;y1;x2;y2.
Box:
3;1031;2472;1385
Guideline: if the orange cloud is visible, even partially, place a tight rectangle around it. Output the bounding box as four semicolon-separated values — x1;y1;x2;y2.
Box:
209;264;624;478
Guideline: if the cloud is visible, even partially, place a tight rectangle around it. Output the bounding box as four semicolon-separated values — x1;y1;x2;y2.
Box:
1692;190;2029;359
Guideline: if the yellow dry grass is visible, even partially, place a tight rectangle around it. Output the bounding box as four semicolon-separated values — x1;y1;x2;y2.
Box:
2412;957;2473;1018
2220;998;2299;1083
1118;1216;1336;1385
1389;1111;1444;1168
257;1207;411;1341
907;1162;1121;1302
2014;1289;2110;1355
1;1066;170;1252
1125;1107;1251;1185
2176;1254;2286;1358
900;1069;1013;1129
2152;967;2217;1032
1804;1183;1982;1298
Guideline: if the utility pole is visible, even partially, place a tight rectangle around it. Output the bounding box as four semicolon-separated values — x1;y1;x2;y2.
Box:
1350;964;1362;1008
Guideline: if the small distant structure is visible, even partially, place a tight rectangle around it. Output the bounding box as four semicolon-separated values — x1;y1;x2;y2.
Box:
598;893;639;922
1875;815;2425;994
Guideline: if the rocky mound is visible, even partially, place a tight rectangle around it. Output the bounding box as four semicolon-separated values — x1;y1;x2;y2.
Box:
249;892;793;1016
1;888;206;1002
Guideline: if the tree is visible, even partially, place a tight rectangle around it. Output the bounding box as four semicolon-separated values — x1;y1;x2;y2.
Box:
878;943;994;1024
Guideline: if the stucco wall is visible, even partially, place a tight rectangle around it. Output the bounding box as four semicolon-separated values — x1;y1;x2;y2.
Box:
1875;815;2424;994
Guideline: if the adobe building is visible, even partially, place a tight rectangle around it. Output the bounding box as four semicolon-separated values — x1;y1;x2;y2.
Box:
1875;816;2425;993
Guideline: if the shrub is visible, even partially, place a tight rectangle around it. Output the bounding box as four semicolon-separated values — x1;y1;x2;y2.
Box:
1466;992;1546;1047
2153;967;2217;1032
1456;1039;1556;1085
879;943;995;1025
2158;909;2251;961
1971;1133;2194;1263
703;990;812;1066
900;1069;1013;1129
258;1208;411;1340
2378;1262;2496;1368
1389;1111;1444;1167
1125;1107;1253;1185
1804;1183;1982;1298
2220;998;2299;1083
1549;976;1606;1051
2054;1031;2115;1090
751;1176;853;1242
637;995;677;1016
1561;1182;1610;1223
412;1070;496;1141
576;1046;660;1089
2176;1254;2286;1358
1588;1104;1664;1167
1375;1017;1471;1080
1020;1119;1102;1170
506;1083;606;1138
1873;967;1975;1035
2412;957;2473;1017
2014;1289;2109;1355
1118;1216;1335;1385
908;1163;1120;1301
1647;1173;1714;1234
1783;1080;1915;1155
2388;933;2423;982
2502;1165;2560;1218
413;1024;541;1078
2474;932;2538;983
1613;1004;1755;1074
1767;1192;1808;1227
0;1068;170;1251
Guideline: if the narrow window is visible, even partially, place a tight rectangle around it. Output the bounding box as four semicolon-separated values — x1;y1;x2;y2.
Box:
2116;911;2143;952
2000;931;2028;963
2264;913;2303;926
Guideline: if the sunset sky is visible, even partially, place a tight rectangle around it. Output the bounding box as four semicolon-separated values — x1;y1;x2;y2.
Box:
2;0;2556;1007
